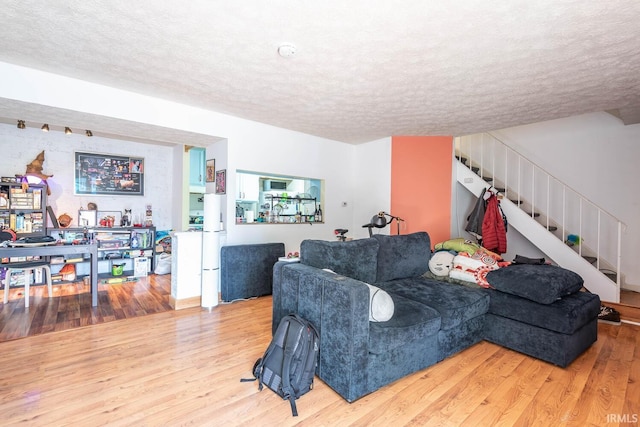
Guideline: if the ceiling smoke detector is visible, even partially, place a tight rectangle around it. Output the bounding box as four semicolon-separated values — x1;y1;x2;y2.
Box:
278;43;296;58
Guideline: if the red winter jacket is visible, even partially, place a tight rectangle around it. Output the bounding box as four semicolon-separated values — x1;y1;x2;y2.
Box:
482;195;507;254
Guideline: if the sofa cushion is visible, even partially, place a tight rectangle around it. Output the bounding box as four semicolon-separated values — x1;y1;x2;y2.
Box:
379;278;489;330
486;264;584;304
368;294;441;354
373;232;431;282
300;238;379;284
485;289;600;334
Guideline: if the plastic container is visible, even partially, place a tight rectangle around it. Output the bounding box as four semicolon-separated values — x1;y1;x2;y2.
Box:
111;263;124;276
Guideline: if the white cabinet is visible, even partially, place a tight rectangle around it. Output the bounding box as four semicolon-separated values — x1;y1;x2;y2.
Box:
237;173;259;201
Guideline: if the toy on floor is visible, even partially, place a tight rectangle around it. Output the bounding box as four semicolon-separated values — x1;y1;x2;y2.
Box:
565;234;581;246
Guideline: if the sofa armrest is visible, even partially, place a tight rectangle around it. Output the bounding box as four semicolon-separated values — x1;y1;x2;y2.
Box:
273;262;371;402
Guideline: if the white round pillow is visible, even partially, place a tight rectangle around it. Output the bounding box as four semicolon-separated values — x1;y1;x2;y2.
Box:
429;251;455;277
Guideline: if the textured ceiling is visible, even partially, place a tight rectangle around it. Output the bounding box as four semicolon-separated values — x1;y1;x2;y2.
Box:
1;1;639;144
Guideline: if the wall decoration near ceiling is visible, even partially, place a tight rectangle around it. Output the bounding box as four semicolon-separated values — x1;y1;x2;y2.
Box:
74;151;144;196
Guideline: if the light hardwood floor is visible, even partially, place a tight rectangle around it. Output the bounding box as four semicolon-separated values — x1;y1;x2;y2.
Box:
1;282;639;426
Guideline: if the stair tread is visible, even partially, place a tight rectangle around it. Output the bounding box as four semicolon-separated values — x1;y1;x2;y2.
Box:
583;255;597;264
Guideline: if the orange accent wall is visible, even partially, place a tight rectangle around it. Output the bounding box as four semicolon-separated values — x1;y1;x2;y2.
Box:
391;136;453;248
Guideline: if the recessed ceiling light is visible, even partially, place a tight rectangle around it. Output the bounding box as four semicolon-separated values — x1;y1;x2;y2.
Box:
278;43;296;58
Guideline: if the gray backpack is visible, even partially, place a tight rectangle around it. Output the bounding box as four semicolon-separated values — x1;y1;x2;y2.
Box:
242;314;319;416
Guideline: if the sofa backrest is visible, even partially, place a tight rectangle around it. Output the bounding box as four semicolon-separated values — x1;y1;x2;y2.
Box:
299;238;379;284
299;231;432;284
372;232;432;283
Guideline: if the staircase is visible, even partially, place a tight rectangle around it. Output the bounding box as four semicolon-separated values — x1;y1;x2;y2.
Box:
455;134;622;303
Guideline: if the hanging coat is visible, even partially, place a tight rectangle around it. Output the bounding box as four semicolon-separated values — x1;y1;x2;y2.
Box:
465;188;486;240
481;194;507;254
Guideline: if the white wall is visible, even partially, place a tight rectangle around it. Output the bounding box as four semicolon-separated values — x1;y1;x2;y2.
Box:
222;123;360;253
172;144;188;231
0;124;174;230
468;112;640;288
210;130;394;253
0;62;378;254
352;137;392;239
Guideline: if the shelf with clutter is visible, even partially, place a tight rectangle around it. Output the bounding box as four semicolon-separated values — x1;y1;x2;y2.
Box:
47;226;156;283
262;194;322;224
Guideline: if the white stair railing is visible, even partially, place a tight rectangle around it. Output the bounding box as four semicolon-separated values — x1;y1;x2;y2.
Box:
455;133;623;289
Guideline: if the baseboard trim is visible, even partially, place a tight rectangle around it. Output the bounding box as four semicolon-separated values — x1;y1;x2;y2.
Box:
622;283;640;293
606;302;640;324
169;295;201;310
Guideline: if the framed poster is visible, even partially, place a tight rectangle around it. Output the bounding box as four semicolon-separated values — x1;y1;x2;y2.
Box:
215;169;226;194
206;159;215;182
74;152;144;196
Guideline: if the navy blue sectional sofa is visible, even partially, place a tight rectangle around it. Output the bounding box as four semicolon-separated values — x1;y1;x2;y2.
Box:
272;232;600;402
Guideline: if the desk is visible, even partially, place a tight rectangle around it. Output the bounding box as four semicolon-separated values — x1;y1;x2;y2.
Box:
0;244;99;306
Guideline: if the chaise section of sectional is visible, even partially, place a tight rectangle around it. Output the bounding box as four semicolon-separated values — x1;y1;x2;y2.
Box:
483;289;600;367
482;263;600;367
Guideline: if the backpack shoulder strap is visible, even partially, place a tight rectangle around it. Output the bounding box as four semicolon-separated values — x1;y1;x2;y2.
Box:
240;357;263;383
240;315;291;386
281;317;304;416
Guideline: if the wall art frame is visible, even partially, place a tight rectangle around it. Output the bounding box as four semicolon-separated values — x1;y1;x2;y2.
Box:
74;151;144;196
215;169;226;194
206;159;215;183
